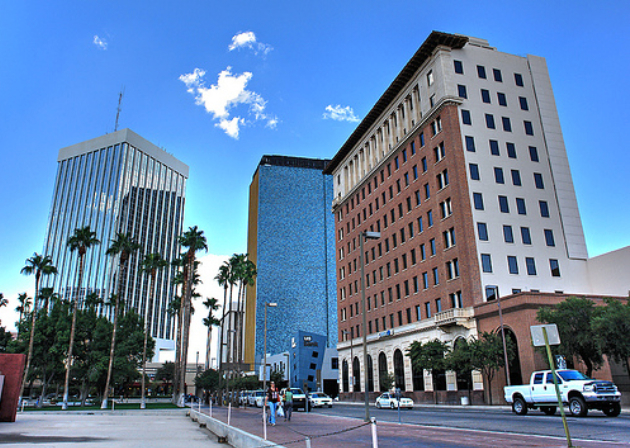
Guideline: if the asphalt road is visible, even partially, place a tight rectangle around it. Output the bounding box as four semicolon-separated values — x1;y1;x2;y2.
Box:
314;403;630;444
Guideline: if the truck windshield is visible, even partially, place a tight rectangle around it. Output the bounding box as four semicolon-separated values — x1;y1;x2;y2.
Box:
558;370;590;381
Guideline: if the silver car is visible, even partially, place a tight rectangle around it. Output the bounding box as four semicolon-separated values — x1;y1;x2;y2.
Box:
375;392;414;409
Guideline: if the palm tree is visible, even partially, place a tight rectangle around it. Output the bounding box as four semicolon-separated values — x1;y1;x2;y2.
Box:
15;293;31;325
19;253;57;404
38;287;58;314
0;293;7;326
139;252;168;409
170;256;186;402
236;258;256;369
176;226;207;405
63;226;100;410
214;262;231;403
202;297;220;370
101;233;141;409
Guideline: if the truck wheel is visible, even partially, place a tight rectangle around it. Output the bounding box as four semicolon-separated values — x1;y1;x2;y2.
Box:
603;403;621;417
569;396;588;417
512;397;528;415
541;406;556;416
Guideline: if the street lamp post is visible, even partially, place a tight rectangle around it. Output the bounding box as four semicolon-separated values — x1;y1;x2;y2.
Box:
495;288;511;386
360;231;380;422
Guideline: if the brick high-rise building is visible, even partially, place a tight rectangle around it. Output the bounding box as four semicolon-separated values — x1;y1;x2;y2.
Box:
324;31;594;399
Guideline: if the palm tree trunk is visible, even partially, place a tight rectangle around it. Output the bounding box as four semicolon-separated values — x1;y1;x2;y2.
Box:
63;256;84;410
179;257;194;403
217;285;228;404
173;265;187;405
141;272;156;409
101;291;120;409
19;274;40;404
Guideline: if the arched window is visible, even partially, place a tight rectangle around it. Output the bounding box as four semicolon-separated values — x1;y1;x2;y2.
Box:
367;355;374;392
504;328;523;385
342;360;349;392
378;352;388;391
353;357;361;392
394;349;405;390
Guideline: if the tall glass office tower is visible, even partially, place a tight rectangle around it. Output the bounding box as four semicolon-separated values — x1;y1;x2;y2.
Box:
41;129;189;358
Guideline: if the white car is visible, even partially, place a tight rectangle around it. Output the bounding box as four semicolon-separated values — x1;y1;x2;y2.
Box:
249;390;265;407
375;392;414;409
309;392;333;408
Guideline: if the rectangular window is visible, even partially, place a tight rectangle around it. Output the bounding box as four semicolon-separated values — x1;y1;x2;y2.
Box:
439;198;452;219
524;121;534;135
410;248;417;265
490;139;500;155
469;163;480;180
481;254;493;273
422;272;429;289
450;291;463;308
433;267;439;286
417;216;423;233
481;89;491;103
503;225;514;243
402;149;407;163
493;68;503;82
413;276;418;293
526;257;537;275
511;169;521;186
521;226;532;245
494;167;505;184
545;229;556;247
413;165;418;180
516;198;527;215
514;73;524;87
420;132;425;147
462;109;472;125
473;192;484;210
421;156;428;172
415;190;421;206
436;298;442;312
506;142;517;158
420;244;426;261
458;84;467;99
416;305;422;321
540;200;550;218
454;60;464;74
424;183;430;200
477;65;487;79
434;142;445;162
430;238;436;256
425;302;431;318
465;135;476;152
519;96;529;110
443;227;456;248
508;256;519;274
497;92;507;106
502;116;512;132
529;146;539;162
534;173;545;189
550;259;561;277
427;210;433;227
498;195;509;213
485;113;496;129
427;70;434;86
406;308;412;323
486;286;498;301
437;169;449;189
395;156;399;170
477;222;489;241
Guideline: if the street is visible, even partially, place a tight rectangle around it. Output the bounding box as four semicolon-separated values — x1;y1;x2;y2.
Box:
315;403;630;444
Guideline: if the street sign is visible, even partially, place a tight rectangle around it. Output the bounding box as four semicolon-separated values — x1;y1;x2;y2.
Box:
530;324;560;347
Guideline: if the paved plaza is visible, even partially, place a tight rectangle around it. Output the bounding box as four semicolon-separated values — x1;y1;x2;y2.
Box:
0;409;225;448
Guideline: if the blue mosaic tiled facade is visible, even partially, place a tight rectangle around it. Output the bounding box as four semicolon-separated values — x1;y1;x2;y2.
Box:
253;156;337;363
289;331;328;393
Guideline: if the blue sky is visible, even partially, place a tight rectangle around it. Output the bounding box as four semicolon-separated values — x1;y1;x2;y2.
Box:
1;0;629;334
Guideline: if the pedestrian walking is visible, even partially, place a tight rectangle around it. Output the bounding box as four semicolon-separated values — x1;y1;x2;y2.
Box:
283;388;293;421
265;381;281;426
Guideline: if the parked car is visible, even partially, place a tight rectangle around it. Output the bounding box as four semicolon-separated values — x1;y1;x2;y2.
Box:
309;392;333;408
249;390;265;407
375;392;414;409
504;369;621;417
281;388;311;411
238;390;251;406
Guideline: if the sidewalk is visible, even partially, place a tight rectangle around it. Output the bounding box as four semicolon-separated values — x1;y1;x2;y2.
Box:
197;404;630;448
0;409;226;448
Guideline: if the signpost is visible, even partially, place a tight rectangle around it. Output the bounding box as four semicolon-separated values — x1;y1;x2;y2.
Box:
530;324;573;448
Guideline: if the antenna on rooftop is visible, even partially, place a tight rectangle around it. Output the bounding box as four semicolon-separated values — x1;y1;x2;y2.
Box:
114;87;125;132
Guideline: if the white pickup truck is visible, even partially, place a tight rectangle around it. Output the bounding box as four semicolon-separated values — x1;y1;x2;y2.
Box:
504;369;621;417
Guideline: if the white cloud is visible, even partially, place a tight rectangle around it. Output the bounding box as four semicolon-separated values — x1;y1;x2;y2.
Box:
228;31;273;56
323;104;360;123
93;35;108;50
179;66;277;139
